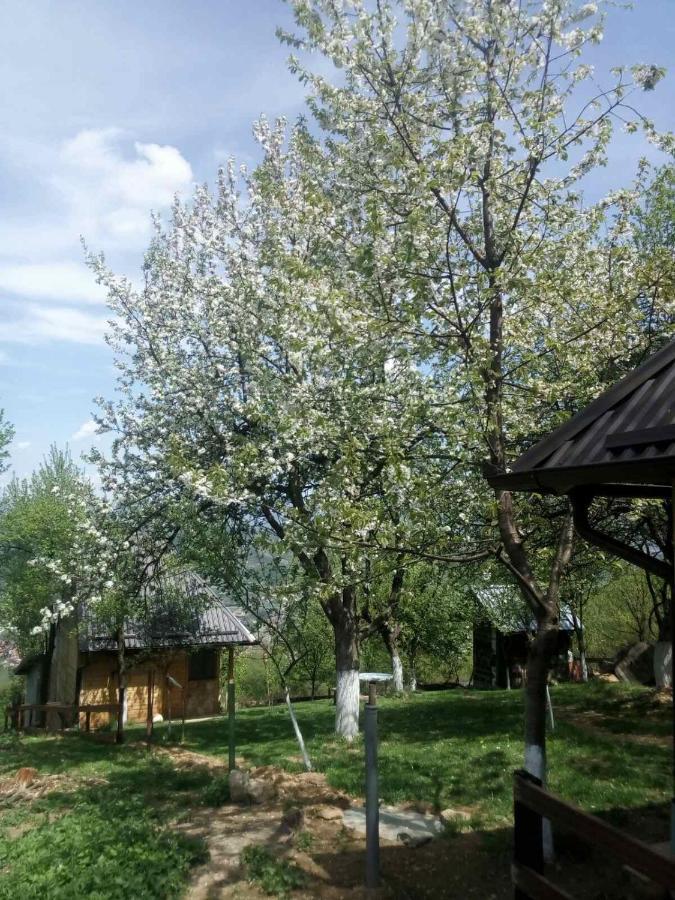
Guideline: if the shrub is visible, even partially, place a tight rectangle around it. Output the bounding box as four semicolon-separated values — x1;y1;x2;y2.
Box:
241;844;305;897
0;795;207;899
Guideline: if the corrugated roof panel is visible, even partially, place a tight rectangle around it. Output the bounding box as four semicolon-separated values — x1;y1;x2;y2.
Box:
491;338;675;492
79;570;257;652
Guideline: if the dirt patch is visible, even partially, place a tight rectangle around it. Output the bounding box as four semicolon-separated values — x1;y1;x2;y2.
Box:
169;758;511;899
155;745;235;771
168;753;670;898
0;770;107;804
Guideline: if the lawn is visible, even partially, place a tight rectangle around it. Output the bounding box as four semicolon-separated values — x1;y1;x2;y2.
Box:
172;681;672;828
0;682;670;898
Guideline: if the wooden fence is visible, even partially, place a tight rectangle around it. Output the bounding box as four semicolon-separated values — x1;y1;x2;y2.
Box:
513;769;675;899
5;702;122;734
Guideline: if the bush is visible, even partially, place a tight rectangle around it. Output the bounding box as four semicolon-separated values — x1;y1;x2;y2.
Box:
0;794;207;899
241;844;305;898
199;775;230;806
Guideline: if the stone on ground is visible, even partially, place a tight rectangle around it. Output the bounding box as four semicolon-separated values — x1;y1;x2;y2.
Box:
343;804;443;844
227;768;250;803
247;776;277;804
440;807;472;825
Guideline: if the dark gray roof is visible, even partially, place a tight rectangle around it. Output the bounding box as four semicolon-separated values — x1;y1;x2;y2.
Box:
14;651;44;675
79;571;257;652
489;339;675;494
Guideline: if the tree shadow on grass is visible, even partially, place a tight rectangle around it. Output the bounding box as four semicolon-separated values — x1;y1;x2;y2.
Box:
305;800;671;900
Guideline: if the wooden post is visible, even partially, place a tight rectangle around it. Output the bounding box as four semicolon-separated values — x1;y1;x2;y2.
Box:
146;668;155;739
228;647;235;772
513;770;544;899
116;687;125;744
85;709;91;733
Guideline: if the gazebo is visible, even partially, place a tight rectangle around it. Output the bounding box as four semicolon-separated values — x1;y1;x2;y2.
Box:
487;338;675;896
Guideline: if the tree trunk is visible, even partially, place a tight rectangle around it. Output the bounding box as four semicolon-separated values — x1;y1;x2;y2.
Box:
379;621;404;692
654;642;672;688
576;628;589;683
525;624;558;862
334;618;360;741
407;642;418;692
391;649;404;693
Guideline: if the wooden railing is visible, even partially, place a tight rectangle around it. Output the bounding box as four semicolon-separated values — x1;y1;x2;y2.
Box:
513;769;675;899
5;702;122;734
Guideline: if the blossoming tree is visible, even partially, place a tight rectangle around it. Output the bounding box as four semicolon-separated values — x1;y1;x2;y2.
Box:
280;0;672;784
90;121;484;738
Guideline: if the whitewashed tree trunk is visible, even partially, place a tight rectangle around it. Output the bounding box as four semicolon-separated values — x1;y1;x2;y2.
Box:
579;647;588;683
391;650;404;693
333;614;360;740
335;668;360;740
408;662;417;693
654;642;672;688
524;743;554;863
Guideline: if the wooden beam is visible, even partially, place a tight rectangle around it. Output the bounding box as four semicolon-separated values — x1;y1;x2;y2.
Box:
511;864;573;900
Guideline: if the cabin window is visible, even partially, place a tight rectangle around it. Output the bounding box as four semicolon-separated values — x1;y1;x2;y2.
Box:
188;648;218;681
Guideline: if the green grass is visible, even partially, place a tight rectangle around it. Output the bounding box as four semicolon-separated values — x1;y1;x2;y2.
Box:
0;682;670;898
165;682;671;828
0;735;211;899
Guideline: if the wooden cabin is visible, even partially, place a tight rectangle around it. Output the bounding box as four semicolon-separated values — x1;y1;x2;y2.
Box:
15;571;256;729
472;586;575;689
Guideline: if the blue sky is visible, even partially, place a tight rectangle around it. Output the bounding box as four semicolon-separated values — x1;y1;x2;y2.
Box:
0;0;672;485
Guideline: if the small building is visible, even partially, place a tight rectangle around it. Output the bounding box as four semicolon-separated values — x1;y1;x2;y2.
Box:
15;571;256;728
472;587;576;689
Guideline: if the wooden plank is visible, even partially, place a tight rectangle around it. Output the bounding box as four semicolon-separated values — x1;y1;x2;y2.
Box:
511;864;573;900
514;774;675;888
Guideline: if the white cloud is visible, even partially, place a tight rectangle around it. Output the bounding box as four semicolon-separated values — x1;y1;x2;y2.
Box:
0;129;192;353
0;302;110;345
53;129;194;251
0;261;107;304
71;419;99;442
15;441;31;450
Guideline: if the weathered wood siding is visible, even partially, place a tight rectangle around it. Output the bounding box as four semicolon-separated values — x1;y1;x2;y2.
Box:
78;649;222;727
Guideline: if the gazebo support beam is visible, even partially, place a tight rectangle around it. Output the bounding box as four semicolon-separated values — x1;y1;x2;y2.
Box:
570;489;673;582
670;484;675;853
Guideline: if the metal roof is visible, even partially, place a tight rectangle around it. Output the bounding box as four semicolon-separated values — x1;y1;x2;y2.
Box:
79;571;257;652
489;339;675;494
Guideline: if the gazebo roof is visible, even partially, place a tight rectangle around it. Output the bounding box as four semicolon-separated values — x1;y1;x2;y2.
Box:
489;339;675;495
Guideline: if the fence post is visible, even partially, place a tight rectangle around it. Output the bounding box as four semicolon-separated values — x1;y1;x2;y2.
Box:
146;669;154;740
513;769;544;900
365;681;380;889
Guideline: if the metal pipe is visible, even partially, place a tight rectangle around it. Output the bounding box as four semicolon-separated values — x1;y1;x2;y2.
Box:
228;647;236;772
365;681;379;889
